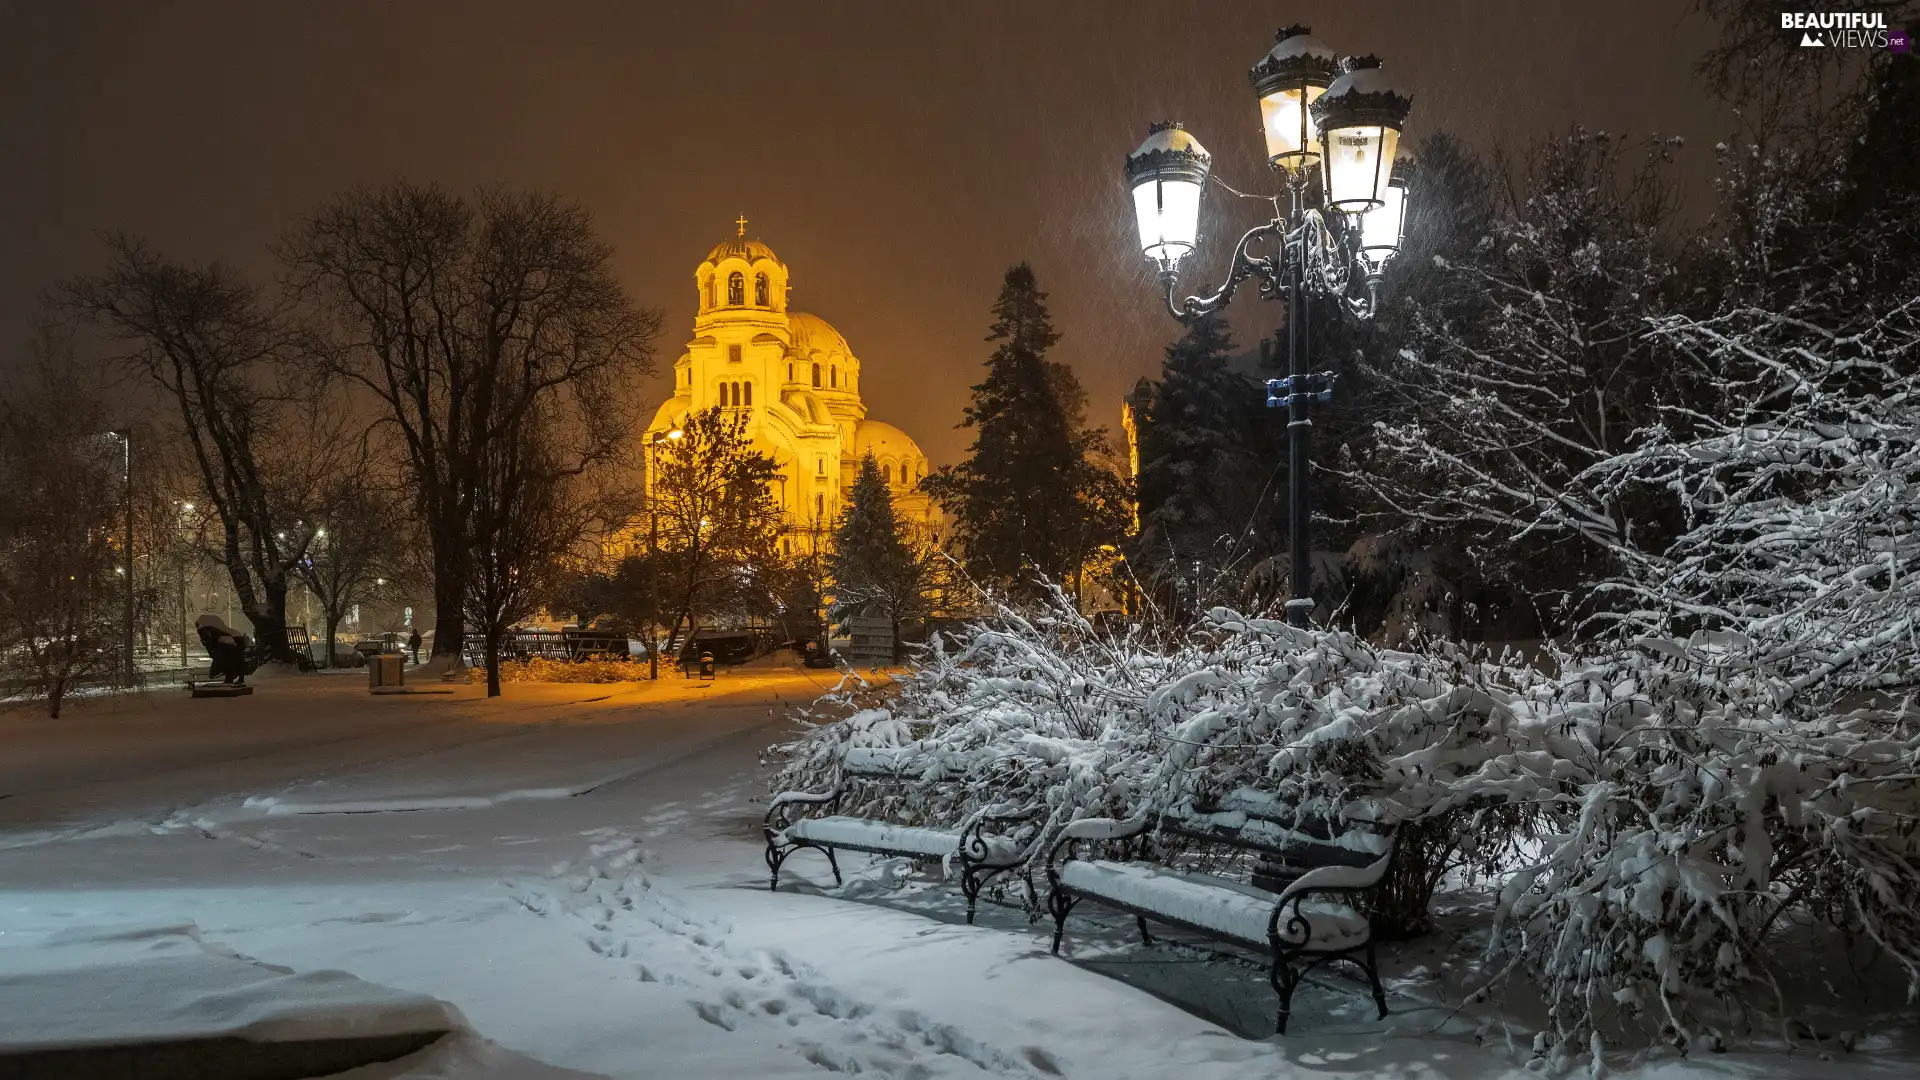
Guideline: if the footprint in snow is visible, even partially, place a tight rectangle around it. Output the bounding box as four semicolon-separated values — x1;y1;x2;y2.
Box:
691;1000;736;1031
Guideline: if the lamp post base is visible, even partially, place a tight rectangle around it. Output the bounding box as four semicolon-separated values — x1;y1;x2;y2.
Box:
1283;597;1314;627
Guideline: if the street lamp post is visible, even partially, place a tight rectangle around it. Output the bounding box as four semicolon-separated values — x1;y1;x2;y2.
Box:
109;430;135;685
1124;25;1413;628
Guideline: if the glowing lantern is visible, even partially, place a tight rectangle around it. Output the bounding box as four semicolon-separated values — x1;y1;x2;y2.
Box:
1124;122;1211;273
1248;25;1338;173
1310;56;1413;212
1359;156;1414;268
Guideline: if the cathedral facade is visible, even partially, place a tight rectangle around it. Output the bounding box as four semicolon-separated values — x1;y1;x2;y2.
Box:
644;225;937;548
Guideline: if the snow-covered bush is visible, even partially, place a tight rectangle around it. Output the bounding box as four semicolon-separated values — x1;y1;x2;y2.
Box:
770;595;1920;1062
468;656;653;683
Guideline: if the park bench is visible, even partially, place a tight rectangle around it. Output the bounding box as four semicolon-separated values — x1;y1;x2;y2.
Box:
764;747;1039;924
1044;787;1396;1034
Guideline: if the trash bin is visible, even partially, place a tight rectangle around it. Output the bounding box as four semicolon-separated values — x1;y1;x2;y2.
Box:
369;653;404;690
698;652;715;682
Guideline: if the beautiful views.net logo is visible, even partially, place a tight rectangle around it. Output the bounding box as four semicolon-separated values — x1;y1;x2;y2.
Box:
1778;7;1907;49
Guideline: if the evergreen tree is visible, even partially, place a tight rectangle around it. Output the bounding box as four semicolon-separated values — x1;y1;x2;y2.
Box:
828;454;930;661
1131;315;1261;609
925;263;1124;601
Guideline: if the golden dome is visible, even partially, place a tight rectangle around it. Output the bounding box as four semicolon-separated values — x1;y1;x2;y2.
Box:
786;311;851;358
703;236;780;265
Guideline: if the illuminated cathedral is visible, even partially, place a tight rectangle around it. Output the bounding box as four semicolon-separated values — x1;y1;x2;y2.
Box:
644;222;937;549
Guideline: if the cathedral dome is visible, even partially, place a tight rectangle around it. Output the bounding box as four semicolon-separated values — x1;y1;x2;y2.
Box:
786;312;850;358
852;419;928;480
704;237;781;265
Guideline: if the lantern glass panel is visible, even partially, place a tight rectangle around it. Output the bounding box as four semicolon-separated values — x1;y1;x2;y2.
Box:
1360;178;1406;255
1258;83;1325;168
1322;125;1399;210
1131;176;1203;267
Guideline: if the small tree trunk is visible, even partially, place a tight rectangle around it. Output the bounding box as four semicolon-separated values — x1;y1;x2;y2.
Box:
432;571;465;661
484;630;502;698
47;677;65;719
324;614;340;670
260;576;293;660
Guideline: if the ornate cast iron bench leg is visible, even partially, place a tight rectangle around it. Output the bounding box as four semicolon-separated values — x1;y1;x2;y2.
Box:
1271;952;1299;1035
1048;891;1077;955
1365;939;1388;1019
765;841;788;892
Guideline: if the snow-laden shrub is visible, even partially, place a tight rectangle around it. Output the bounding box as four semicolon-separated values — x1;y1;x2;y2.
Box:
770;594;1920;1062
468;656;652;683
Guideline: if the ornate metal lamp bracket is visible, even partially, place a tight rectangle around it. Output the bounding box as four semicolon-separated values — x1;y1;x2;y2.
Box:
1162;222;1284;324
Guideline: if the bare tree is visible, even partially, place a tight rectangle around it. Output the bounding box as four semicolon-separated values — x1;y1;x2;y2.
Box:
466;425;616;697
1344;131;1687;620
280;183;662;668
297;441;401;669
0;357;133;717
647;407;785;647
60;235;317;660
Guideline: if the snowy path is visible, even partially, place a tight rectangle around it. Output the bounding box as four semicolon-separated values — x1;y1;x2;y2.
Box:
4;671;1912;1078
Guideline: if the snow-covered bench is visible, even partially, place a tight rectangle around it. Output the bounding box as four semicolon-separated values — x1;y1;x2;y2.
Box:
763;747;1038;923
1044;790;1395;1034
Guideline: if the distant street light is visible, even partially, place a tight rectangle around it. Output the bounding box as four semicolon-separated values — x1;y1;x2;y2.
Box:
1123;24;1414;628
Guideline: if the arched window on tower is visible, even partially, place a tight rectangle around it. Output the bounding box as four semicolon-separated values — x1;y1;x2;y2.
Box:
816;493;824;521
831;365;838;388
742;381;752;407
882;463;892;485
754;273;768;306
811;363;821;388
727;272;744;305
787;362;793;382
705;277;715;310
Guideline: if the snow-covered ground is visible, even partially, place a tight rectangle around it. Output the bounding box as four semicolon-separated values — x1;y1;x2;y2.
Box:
2;663;1912;1078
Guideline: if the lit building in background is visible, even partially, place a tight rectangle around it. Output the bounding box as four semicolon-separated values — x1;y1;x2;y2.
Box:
643;222;938;549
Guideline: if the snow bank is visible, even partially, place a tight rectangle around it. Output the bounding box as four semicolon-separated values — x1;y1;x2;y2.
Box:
0;924;462;1053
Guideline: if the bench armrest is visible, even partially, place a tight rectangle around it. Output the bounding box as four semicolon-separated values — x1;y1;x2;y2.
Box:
1274;850;1394;904
1044;813;1152;880
764;785;842;836
1266;848;1395;946
958;803;1043;865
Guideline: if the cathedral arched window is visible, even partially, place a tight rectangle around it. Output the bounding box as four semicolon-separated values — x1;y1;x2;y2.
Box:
742;381;752;407
816;493;825;521
882;463;892;485
831;365;838;388
705;277;715;310
727;272;744;305
811;363;821;388
754;273;768;306
816;456;825;477
787;362;793;382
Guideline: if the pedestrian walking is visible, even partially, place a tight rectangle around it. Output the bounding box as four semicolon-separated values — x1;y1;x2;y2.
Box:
407;628;422;665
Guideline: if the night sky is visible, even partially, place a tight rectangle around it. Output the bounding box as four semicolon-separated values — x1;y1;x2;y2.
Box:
0;1;1728;464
